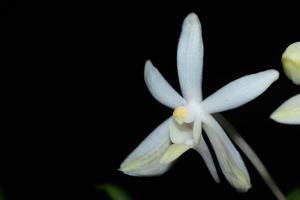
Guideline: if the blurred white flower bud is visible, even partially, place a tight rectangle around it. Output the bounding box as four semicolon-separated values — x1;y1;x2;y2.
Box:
282;42;300;85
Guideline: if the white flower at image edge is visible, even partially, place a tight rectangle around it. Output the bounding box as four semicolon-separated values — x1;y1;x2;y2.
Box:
270;42;300;125
281;42;300;85
120;13;279;192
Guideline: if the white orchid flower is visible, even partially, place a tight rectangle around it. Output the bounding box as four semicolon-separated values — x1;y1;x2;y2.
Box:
120;13;279;192
270;42;300;124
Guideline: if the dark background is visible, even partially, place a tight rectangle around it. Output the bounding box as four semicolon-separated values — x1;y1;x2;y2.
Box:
1;2;300;200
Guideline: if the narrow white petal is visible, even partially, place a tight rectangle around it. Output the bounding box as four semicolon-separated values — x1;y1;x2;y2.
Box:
120;118;172;176
177;13;203;102
160;143;192;164
144;60;186;109
270;94;300;124
203;114;251;192
194;139;220;183
169;119;194;145
193;118;202;143
202;69;279;113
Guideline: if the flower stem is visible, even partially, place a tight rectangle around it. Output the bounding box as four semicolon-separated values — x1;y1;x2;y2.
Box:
214;113;286;200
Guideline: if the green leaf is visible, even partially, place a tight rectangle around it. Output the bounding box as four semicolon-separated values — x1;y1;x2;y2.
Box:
96;183;132;200
0;191;5;200
287;187;300;200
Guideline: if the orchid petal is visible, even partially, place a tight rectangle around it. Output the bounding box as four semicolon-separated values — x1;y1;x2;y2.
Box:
177;13;203;102
194;138;220;183
144;60;186;109
160;143;192;164
193;118;202;143
202;70;279;113
270;94;300;124
120;118;172;176
169;119;193;145
203;115;251;192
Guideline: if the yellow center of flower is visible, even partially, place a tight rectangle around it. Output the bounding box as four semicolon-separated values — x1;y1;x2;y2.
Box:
173;107;188;121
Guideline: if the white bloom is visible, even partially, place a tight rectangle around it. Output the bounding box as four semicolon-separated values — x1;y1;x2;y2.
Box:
270;42;300;125
120;13;279;192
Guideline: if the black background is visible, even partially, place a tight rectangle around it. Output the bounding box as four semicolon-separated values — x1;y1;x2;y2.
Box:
1;2;300;200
